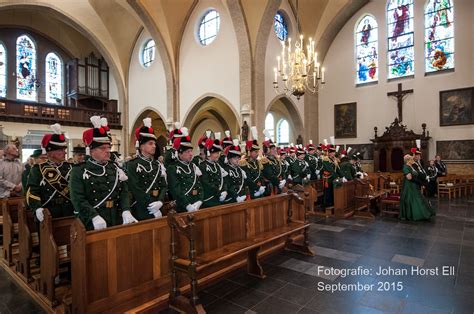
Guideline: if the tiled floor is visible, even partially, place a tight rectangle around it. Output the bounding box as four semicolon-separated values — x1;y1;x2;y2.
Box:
1;197;473;313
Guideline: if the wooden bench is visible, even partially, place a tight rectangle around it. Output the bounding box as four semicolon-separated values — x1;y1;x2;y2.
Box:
2;197;23;266
39;208;75;307
353;178;387;219
167;192;314;313
376;174;401;216
16;205;40;283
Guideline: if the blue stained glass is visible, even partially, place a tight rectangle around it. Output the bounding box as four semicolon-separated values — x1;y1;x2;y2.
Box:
274;12;288;41
425;0;454;73
355;15;378;84
386;0;414;79
16;35;37;101
45;53;62;104
0;44;6;97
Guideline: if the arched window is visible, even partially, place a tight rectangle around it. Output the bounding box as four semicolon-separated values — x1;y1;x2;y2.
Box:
277;119;290;145
387;0;414;79
16;35;37;101
355;15;378;84
45;53;62;104
198;10;220;46
0;44;6;97
142;39;156;68
265;113;275;142
425;0;454;73
274;11;288;41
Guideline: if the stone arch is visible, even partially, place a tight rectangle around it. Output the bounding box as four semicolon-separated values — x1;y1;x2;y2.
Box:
266;95;304;144
182;94;241;147
129;108;168;156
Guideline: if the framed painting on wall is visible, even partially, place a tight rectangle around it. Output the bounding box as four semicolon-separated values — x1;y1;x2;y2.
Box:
439;87;474;126
334;102;357;138
436;140;474;161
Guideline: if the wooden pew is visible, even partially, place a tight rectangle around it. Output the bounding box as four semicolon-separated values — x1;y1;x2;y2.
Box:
17;205;40;283
39;208;75;307
167;192;314;313
333;181;356;218
2;197;23;266
353;179;386;219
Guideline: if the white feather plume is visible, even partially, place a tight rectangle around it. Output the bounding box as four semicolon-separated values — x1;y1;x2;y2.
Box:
416;139;421;149
215;132;221;140
100;117;108;127
336;145;340;152
309;139;313;145
50;123;62;134
323;139;328;145
330;136;335;145
174;122;181;129
233;139;239;147
225;130;231;137
251;126;258;141
90;116;102;128
181;127;189;137
347;147;352;154
206;130;212;138
143;117;152;128
290;143;294;147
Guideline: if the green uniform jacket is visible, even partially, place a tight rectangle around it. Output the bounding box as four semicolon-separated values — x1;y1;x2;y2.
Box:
192;155;204;167
224;164;247;203
305;154;318;180
126;155;168;220
240;158;268;199
164;148;178;168
70;159;130;231
167;159;204;212
281;159;290;180
26;161;74;219
218;155;227;168
262;155;283;192
199;160;227;208
22;163;31;195
321;156;342;183
290;159;311;185
339;161;356;180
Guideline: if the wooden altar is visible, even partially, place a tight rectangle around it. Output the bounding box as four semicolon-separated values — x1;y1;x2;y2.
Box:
371;118;431;172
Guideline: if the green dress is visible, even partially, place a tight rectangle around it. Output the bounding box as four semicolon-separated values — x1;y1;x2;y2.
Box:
399;165;435;221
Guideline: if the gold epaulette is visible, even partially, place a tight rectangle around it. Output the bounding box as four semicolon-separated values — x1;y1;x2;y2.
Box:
322;156;330;162
260;156;269;164
239;159;249;167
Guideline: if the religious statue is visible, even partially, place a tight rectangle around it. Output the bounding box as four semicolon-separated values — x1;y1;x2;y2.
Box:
241;120;249;141
296;134;303;145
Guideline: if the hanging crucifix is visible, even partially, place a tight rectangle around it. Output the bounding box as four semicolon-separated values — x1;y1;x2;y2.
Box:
387;83;413;122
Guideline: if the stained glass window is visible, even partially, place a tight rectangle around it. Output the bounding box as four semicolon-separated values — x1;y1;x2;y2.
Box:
387;0;415;79
198;10;220;46
355;15;378;84
16;35;37;101
142;39;155;68
277;119;289;145
45;53;62;104
274;12;288;41
0;44;6;97
425;0;454;73
265;113;275;142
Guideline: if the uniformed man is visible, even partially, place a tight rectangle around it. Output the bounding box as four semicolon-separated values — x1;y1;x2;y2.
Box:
199;135;228;208
339;149;356;181
426;159;438;197
240;126;268;199
290;145;311;185
219;130;233;167
72;146;86;164
305;141;319;180
321;145;341;208
22;149;47;195
126;117;168;220
224;139;247;203
193;130;212;167
411;147;428;189
167;130;204;212
435;154;447;177
26;124;74;221
164;122;184;168
287;144;297;168
261;132;286;194
70;116;137;230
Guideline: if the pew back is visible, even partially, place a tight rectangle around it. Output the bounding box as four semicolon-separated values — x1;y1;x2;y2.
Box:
17;205;39;282
2;197;24;265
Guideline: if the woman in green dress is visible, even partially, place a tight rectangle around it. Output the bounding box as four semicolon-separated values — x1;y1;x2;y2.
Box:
399;154;435;221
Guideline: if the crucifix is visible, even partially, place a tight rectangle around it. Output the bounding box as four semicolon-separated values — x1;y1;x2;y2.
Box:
387;83;413;122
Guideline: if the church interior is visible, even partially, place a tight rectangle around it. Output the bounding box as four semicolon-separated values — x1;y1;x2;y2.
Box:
0;0;473;313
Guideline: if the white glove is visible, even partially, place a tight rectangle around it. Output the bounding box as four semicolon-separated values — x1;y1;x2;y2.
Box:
153;210;163;218
306;174;311;180
186;204;196;212
316;170;320;175
279;180;286;189
288;175;293;180
236;195;246;203
342;177;348;183
92;215;107;230
35;208;44;222
426;177;430;182
147;201;163;217
219;191;228;202
193;201;203;210
258;186;266;194
122;210;138;224
254;191;261;197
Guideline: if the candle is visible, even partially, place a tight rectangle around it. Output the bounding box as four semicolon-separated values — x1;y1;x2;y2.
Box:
313;71;316;86
274;68;278;82
322;67;325;83
316;63;320;78
302;60;307;75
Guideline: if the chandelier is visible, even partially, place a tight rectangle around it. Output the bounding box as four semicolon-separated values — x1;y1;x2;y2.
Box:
273;1;325;100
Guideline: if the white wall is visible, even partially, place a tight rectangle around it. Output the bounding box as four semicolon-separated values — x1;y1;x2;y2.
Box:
265;0;305;119
128;29;168;128
179;0;240;123
319;0;474;156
